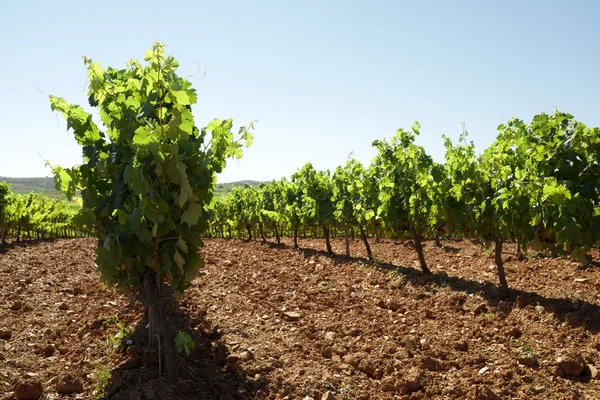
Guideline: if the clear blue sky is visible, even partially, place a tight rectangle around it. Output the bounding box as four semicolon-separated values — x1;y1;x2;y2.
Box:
1;0;599;183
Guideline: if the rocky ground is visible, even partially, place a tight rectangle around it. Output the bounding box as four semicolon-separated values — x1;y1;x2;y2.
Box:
1;237;600;399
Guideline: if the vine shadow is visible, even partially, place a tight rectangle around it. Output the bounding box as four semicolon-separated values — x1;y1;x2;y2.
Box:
101;284;296;399
291;239;600;335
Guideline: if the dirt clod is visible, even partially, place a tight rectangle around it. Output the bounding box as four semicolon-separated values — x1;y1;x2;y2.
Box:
403;366;423;393
556;353;585;378
2;237;600;399
56;374;84;394
517;355;538;368
13;379;43;400
473;385;501;400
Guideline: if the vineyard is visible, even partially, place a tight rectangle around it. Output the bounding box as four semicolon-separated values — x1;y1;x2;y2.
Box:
0;182;81;245
206;116;600;295
1;42;600;399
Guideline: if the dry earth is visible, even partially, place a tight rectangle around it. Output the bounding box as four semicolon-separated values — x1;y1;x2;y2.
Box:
1;237;600;399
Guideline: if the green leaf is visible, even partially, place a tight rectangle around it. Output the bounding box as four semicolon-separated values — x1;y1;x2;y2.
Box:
174;331;195;355
174;249;185;272
176;237;188;254
168;89;191;105
176;161;193;208
181;203;202;226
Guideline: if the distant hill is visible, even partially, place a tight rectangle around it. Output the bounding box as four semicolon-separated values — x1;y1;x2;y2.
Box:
215;180;266;197
0;177;65;199
0;177;267;199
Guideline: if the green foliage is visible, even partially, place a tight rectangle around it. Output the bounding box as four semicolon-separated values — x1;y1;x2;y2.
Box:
206;109;600;282
228;185;261;237
175;331;195;355
48;42;253;295
332;158;379;230
0;185;78;242
371;122;443;238
293;162;335;228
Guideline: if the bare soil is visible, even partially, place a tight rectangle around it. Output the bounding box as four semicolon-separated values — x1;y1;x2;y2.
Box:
1;237;600;399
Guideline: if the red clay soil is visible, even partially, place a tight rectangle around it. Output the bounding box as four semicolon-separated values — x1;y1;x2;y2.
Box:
1;237;600;399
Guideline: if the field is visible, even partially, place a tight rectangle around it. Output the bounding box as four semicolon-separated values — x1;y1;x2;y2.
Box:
1;237;600;399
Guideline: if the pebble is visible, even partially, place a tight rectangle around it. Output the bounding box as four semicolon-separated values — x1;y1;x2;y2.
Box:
282;311;301;321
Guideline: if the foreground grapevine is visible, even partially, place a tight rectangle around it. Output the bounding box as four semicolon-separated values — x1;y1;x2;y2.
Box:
48;42;253;380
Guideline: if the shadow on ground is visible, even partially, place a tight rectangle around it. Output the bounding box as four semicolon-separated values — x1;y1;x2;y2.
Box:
101;283;296;400
284;240;600;336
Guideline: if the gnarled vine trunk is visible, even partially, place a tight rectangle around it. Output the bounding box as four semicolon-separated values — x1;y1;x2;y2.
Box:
293;228;299;248
323;226;333;254
344;225;350;257
360;228;372;260
274;225;280;245
494;236;508;295
144;269;177;382
411;227;431;274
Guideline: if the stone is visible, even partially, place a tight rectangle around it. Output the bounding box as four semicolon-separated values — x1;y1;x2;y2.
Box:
517;355;538;368
386;300;404;312
73;287;84;295
226;354;241;364
586;364;598;379
403;366;422;393
282;311;301;321
10;301;22;311
321;391;336;400
515;295;528;308
56;374;84;394
473;304;488;315
13;379;43;400
35;344;54;357
58;302;69;310
321;346;333;358
556;353;585;377
422;356;443;371
240;350;254;361
0;352;4;360
381;376;397;392
535;305;544;314
324;331;335;340
506;327;522;338
473;385;501;400
0;330;12;340
454;340;468;352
